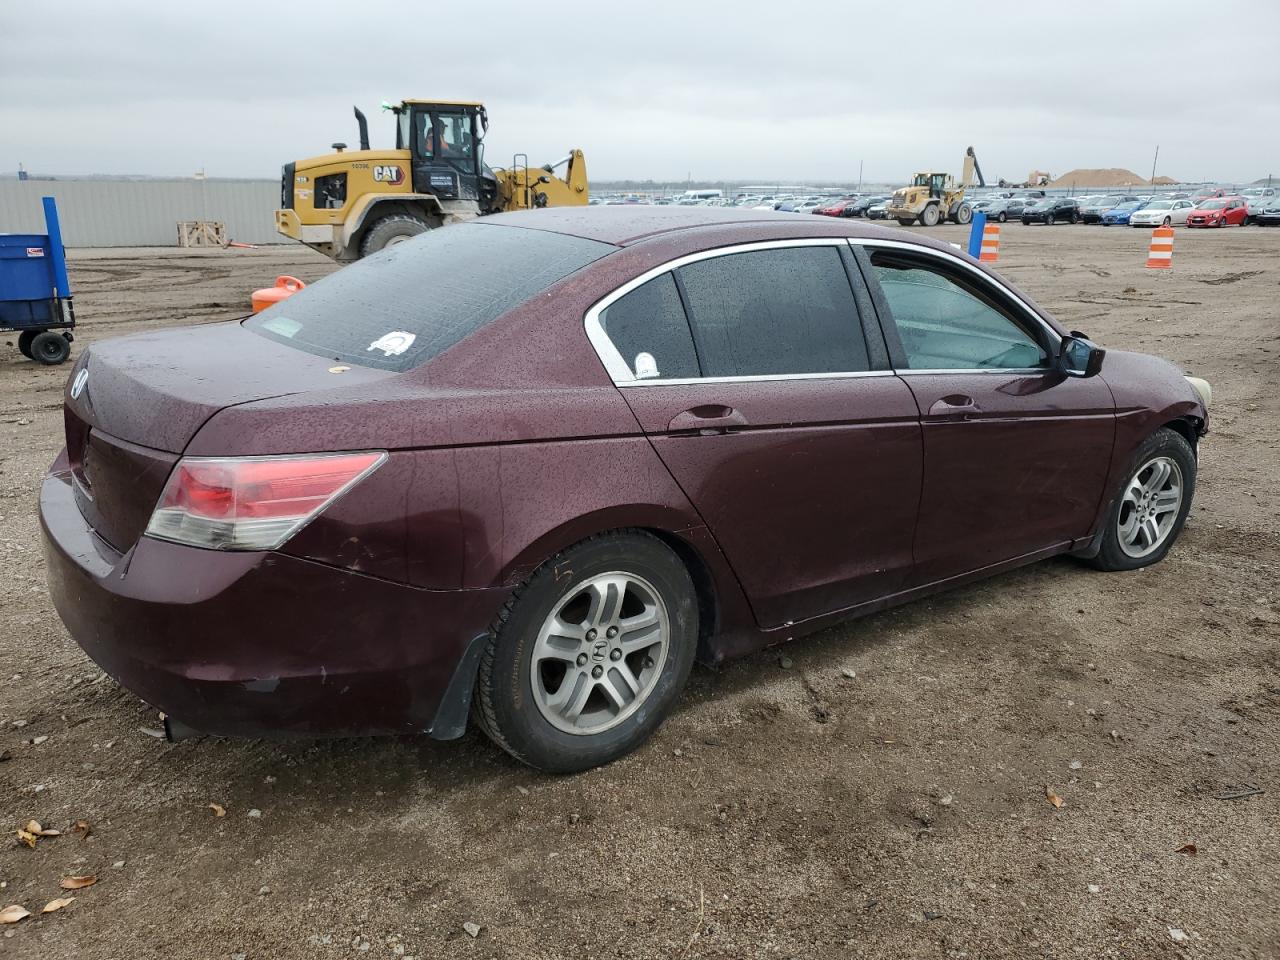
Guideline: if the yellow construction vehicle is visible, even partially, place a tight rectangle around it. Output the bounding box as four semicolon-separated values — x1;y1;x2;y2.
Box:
276;100;588;260
886;146;986;227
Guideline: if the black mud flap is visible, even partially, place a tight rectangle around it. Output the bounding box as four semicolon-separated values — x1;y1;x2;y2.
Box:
426;634;488;740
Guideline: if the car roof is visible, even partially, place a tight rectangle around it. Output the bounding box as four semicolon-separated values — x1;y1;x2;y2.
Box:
478;206;909;247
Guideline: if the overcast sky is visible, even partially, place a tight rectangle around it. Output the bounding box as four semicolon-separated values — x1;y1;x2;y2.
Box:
3;1;1277;185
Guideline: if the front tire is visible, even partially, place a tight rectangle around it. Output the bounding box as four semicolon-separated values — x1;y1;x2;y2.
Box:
955;203;973;225
920;204;941;227
359;213;430;257
1089;427;1196;572
997;211;1007;223
474;531;698;773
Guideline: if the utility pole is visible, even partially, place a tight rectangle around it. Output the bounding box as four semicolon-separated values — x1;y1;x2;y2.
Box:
857;159;863;192
1149;145;1159;186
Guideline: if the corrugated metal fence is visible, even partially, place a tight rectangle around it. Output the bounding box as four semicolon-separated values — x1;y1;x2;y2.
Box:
0;179;286;247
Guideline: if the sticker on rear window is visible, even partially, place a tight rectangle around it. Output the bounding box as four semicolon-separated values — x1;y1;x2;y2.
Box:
367;331;416;357
259;315;302;338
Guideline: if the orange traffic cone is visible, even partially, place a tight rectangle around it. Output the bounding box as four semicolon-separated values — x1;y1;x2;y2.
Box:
979;223;1000;262
1146;227;1174;269
251;275;305;313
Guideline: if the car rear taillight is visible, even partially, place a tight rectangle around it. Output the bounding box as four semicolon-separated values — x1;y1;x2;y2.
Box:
145;452;386;551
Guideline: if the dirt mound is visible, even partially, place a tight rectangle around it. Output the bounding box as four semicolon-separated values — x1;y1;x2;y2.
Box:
1047;167;1151;188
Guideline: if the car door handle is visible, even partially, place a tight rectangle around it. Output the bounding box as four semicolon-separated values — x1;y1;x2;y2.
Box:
928;394;982;418
667;405;749;435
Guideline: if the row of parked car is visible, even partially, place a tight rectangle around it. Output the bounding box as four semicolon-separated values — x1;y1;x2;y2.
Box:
970;188;1280;227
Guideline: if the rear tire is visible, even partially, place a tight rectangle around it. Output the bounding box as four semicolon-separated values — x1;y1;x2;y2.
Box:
920;204;941;227
473;531;698;773
17;330;38;359
30;331;70;365
1089;427;1196;572
358;213;430;257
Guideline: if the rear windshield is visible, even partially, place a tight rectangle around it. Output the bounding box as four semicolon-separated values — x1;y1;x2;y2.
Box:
245;223;614;372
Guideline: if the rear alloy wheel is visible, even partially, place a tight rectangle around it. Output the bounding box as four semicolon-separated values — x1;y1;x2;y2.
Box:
17;330;38;359
920;204;941;227
1089;427;1196;571
474;531;698;772
359;213;430;257
29;331;71;365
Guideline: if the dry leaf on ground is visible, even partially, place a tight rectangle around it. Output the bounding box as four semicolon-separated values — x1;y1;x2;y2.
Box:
0;905;31;924
1045;786;1065;808
17;829;38;849
24;820;60;837
72;820;92;838
59;875;97;890
1176;842;1198;856
42;897;75;914
208;803;226;818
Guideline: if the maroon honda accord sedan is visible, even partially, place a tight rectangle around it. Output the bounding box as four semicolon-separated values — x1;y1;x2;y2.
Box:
41;207;1211;771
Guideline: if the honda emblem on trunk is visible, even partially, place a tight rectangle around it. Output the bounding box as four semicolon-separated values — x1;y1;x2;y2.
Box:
70;368;88;400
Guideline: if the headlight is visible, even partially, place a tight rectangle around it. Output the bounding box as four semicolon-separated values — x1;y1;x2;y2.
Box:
1185;376;1212;409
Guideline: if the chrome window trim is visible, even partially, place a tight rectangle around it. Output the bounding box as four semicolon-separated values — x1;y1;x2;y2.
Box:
582;234;1065;386
583;238;861;386
850;236;1064;373
622;369;896;388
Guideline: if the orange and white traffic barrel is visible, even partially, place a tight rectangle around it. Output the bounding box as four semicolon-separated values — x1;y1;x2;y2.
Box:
251;275;305;313
979;223;1000;262
1146;227;1174;269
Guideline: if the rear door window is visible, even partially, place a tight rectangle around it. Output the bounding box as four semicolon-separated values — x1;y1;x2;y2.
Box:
677;245;870;377
246;223;613;372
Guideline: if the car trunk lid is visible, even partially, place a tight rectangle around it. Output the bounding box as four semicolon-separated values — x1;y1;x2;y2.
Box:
64;321;389;552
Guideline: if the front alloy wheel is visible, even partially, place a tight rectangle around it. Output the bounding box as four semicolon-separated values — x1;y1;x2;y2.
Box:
1089;427;1196;571
1117;457;1183;559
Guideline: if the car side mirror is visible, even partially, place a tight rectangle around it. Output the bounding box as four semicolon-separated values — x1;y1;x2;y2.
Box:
1057;333;1105;378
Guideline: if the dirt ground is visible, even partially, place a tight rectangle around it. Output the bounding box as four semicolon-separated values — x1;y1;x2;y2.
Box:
1;223;1278;960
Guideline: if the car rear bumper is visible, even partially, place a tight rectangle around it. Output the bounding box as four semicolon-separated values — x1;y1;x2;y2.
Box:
40;467;508;739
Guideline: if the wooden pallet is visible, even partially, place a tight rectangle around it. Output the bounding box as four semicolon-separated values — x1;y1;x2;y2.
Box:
176;221;226;248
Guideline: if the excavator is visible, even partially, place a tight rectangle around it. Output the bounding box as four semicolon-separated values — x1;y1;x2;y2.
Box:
887;146;986;227
276;100;589;261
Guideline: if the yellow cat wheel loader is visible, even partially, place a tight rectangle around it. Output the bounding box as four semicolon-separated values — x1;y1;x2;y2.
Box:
276;100;589;261
887;146;985;227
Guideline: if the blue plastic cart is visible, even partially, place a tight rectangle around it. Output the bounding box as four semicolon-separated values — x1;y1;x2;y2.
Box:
0;197;75;364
